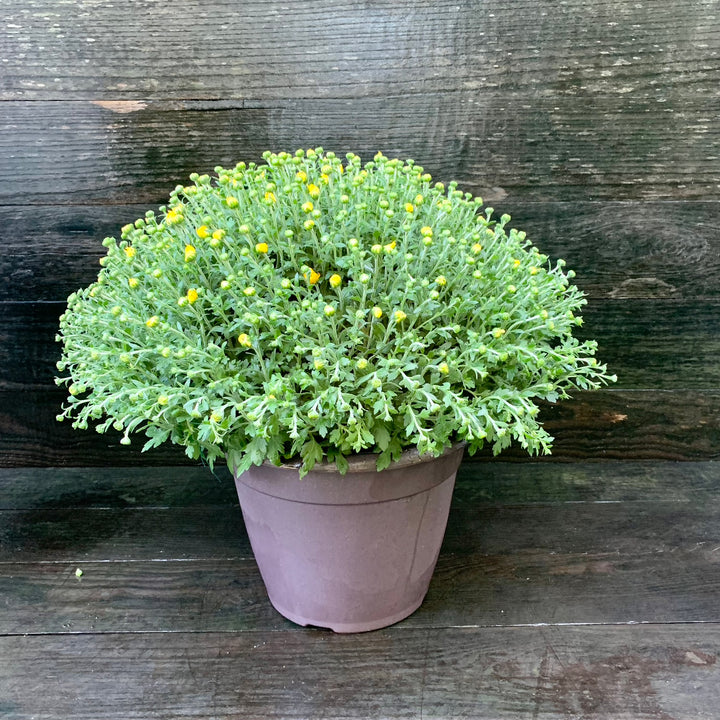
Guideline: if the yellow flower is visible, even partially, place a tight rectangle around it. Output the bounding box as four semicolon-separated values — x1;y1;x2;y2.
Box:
243;287;256;296
186;288;199;304
305;268;321;285
472;243;483;254
329;274;342;288
212;229;226;241
420;226;433;237
307;184;320;198
302;201;314;214
394;310;407;323
356;358;368;370
313;359;325;371
320;173;330;185
146;316;159;328
165;207;184;224
296;170;307;182
184;244;196;262
264;191;276;203
438;361;450;375
372;306;383;319
196;225;210;239
226;196;239;208
124;246;136;259
303;219;315;230
414;194;424;205
255;242;269;254
404;203;414;213
157;395;169;406
434;275;447;286
128;277;139;289
493;328;506;338
513;259;521;268
237;333;252;348
383;240;396;253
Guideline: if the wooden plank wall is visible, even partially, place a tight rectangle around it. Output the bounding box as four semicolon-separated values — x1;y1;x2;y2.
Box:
1;0;719;466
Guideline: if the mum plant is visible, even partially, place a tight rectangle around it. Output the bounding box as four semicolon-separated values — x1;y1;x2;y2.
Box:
56;148;615;476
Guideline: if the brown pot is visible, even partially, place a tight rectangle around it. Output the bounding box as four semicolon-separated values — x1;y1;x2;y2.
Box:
232;443;465;633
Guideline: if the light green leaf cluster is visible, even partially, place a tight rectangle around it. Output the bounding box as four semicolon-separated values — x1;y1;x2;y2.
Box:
56;148;615;476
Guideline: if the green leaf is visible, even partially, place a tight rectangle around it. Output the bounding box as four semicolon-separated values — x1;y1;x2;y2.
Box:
372;423;391;451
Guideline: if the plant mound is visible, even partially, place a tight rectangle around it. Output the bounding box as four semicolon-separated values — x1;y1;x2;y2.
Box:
57;149;614;474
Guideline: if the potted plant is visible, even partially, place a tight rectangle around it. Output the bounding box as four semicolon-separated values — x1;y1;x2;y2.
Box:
56;148;615;632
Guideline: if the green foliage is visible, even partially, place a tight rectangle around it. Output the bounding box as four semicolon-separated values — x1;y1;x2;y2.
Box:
56;149;616;476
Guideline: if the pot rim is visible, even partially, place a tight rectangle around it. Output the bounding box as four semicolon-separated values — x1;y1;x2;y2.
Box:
259;441;467;475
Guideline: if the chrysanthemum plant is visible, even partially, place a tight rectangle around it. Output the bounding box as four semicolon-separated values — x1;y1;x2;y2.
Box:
56;149;615;476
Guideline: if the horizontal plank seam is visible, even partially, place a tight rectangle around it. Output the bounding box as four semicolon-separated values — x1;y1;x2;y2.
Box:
3;620;720;639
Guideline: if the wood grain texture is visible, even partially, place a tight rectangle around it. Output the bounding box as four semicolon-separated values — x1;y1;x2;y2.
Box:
1;626;719;719
1;388;719;466
2;0;717;101
2;96;719;204
3;202;719;302
4;460;720;510
3;497;720;632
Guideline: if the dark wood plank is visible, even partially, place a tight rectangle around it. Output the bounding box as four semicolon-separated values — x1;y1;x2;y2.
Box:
3;202;719;302
2;388;720;466
5;298;719;391
1;0;716;101
0;465;235;510
1;625;719;719
2;96;718;204
4;493;720;630
3;461;720;511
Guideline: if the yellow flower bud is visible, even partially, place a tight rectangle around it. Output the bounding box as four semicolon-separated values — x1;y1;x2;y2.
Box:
324;304;336;316
356;358;368;370
255;242;269;254
196;225;210;239
372;306;383;319
124;246;136;259
302;201;314;214
435;275;447;286
305;268;321;285
184;244;196;262
329;274;342;288
404;203;414;213
296;170;307;182
394;310;407;322
238;333;252;347
128;277;139;289
493;328;506;338
264;191;276;203
472;243;483;254
243;287;256;296
212;229;226;241
226;196;239;208
438;361;450;375
157;395;169;406
371;244;383;255
307;184;320;198
303;219;315;230
384;240;396;253
146;316;159;328
186;288;199;304
420;226;433;237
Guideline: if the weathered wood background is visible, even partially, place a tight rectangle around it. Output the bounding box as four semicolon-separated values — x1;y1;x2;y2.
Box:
1;0;719;465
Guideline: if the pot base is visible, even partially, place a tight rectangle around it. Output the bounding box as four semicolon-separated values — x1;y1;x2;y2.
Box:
268;595;426;634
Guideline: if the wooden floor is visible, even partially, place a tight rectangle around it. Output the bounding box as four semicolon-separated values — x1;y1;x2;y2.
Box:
2;460;720;719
